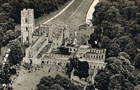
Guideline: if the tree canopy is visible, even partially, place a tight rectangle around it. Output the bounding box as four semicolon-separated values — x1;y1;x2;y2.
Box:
66;58;89;79
8;39;24;66
37;74;83;90
89;0;140;65
94;57;135;90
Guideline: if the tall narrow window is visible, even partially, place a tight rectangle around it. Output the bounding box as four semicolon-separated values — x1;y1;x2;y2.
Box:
25;18;28;23
26;27;28;31
26;37;28;41
46;33;48;37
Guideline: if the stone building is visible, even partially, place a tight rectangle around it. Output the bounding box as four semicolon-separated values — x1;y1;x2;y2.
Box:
21;8;106;84
41;44;106;84
21;9;70;64
21;9;35;46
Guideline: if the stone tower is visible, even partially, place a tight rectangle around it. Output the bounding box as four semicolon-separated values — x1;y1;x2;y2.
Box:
21;9;35;46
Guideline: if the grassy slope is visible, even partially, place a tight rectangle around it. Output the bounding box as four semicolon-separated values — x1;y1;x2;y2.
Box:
50;0;94;32
35;0;72;26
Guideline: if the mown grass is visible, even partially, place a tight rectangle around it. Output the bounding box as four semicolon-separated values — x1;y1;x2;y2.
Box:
35;0;72;26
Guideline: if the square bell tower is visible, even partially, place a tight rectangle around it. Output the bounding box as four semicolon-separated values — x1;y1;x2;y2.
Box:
21;9;35;46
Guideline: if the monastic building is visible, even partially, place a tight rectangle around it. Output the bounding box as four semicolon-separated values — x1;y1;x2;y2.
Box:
21;8;106;84
21;9;70;64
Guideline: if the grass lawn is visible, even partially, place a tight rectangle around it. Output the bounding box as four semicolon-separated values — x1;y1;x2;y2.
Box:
50;0;94;32
12;65;67;90
0;46;8;64
35;0;72;27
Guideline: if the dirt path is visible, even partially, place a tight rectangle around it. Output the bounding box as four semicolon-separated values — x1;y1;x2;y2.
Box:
86;0;99;24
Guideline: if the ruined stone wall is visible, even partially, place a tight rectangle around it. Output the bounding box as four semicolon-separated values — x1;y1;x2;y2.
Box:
41;58;69;67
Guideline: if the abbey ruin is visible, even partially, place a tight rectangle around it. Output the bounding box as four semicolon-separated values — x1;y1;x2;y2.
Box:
21;8;106;84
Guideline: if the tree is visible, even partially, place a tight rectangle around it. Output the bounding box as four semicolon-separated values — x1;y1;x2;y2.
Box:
136;13;140;24
131;24;140;36
134;73;140;90
118;52;130;60
94;70;109;90
92;0;110;25
37;74;83;90
101;36;110;48
8;39;24;66
134;34;140;48
86;84;95;90
90;0;140;64
122;1;139;20
113;24;125;38
50;84;65;90
66;58;79;77
94;57;135;90
66;58;89;79
74;61;89;79
134;53;140;69
2;30;16;46
108;43;121;57
0;27;3;54
104;6;120;22
116;36;132;51
124;42;137;60
134;85;140;90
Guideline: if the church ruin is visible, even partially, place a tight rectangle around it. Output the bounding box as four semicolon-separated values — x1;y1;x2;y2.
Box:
21;8;106;84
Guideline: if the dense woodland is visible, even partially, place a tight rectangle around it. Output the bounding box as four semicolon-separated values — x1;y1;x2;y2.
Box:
37;74;83;90
89;0;140;90
89;0;140;67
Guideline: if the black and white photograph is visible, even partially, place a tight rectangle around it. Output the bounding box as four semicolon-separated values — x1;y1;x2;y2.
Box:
0;0;140;90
